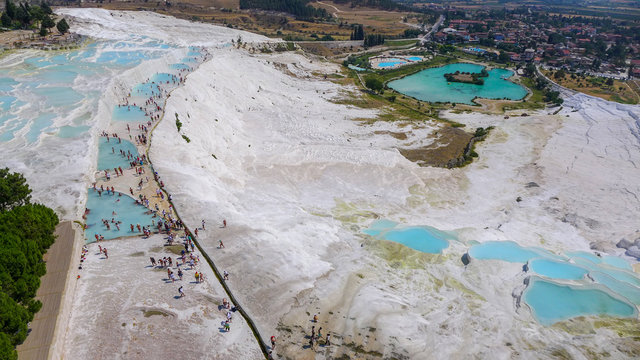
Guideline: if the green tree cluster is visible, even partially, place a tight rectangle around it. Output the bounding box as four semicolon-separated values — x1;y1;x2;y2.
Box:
0;168;59;359
56;18;69;34
350;24;364;40
1;0;55;33
363;34;384;47
238;0;328;21
364;76;383;92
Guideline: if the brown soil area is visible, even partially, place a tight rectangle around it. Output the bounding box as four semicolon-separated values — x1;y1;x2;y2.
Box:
399;126;473;167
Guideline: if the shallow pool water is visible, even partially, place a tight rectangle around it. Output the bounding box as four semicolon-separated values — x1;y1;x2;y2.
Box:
362;219;398;236
151;72;178;84
528;258;588;280
407;56;422;61
566;251;633;271
32;86;84;107
112;105;148;122
468;241;556;263
170;63;190;70
383;227;451;253
590;272;640;305
133;82;161;98
57;125;91;138
26;114;55;143
572;257;640;288
523;277;637;326
97;137;139;171
84;189;156;242
363;220;453;254
388;63;527;105
181;57;198;63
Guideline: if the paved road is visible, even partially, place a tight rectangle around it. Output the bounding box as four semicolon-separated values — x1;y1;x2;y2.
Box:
420;15;445;44
17;221;76;360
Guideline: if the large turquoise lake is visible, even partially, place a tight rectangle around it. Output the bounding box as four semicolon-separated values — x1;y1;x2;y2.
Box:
388;63;528;105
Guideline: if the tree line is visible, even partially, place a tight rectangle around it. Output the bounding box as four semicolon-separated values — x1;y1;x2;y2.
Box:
350;24;384;47
239;0;328;21
1;0;69;36
0;168;59;360
332;0;406;11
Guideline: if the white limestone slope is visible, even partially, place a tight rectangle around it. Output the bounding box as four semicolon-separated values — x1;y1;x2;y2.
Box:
151;45;640;358
55;7;640;359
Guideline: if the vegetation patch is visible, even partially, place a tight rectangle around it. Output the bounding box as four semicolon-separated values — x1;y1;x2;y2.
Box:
0;168;59;360
143;309;172;318
444;69;488;85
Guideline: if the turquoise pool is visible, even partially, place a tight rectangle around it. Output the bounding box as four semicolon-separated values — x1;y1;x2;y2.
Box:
363;220;453;254
84;189;156;242
523;277;637;326
97;137;139;171
468;241;555;263
388;63;528;105
151;72;178;84
528;258;588;280
572;257;640;288
407;56;422;61
362;219;399;236
133;82;160;98
348;64;367;72
590;272;640;305
112;105;148;122
170;63;190;70
567;251;632;271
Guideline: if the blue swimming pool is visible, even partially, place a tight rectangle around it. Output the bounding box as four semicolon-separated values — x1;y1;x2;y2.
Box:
407;56;422;61
378;60;406;68
84;189;157;242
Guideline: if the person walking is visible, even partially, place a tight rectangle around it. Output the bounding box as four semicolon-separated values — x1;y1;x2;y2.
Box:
270;336;276;350
178;286;184;297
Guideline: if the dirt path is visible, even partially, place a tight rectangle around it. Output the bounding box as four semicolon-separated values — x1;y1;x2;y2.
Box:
16;221;76;360
316;1;341;18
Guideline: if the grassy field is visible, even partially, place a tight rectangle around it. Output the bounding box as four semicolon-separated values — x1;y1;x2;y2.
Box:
311;1;416;37
542;69;639;105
